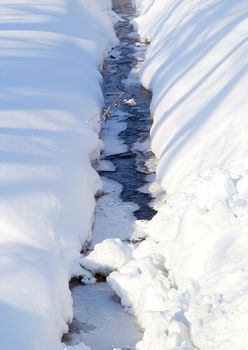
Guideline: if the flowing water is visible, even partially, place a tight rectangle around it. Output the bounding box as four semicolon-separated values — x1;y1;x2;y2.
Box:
100;0;155;221
63;1;155;349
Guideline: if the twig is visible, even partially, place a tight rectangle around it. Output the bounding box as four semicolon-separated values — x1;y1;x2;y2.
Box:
85;92;125;124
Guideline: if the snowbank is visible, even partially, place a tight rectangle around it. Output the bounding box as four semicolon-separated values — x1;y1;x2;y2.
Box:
81;238;133;276
0;1;117;349
108;1;248;349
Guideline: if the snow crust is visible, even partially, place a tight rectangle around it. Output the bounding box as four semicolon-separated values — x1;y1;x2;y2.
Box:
0;1;117;349
108;1;248;349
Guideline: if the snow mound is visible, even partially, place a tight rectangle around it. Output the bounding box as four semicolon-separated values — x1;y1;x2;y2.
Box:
0;0;117;349
108;240;195;350
109;0;248;349
81;238;133;276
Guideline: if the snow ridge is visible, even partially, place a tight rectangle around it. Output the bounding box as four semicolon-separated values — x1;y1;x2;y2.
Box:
0;1;117;349
108;1;248;349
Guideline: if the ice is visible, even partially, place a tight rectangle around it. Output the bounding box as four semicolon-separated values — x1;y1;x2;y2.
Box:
101;112;128;156
65;282;141;350
63;343;91;350
124;98;137;106
92;177;138;246
95;160;116;172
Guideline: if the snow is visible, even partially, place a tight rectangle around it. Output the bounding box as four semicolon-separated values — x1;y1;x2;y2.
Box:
0;1;117;349
2;0;248;348
107;1;248;350
81;238;133;277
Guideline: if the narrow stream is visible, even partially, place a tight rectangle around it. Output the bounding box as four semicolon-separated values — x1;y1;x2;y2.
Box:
100;0;156;221
63;1;155;349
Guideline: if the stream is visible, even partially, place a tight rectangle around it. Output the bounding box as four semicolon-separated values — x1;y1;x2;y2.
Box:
63;1;155;349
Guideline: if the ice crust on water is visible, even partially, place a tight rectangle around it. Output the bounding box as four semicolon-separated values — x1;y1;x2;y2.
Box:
63;343;91;350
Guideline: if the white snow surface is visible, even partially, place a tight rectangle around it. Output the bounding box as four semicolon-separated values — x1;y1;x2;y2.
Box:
81;238;133;276
108;1;248;350
0;1;117;350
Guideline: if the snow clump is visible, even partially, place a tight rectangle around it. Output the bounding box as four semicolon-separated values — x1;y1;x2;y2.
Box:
81;238;133;276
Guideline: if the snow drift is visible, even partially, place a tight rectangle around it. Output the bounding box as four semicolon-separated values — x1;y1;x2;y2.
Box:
108;1;248;349
0;1;117;349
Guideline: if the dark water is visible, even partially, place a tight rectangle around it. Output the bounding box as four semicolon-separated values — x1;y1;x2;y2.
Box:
63;0;155;348
100;0;156;220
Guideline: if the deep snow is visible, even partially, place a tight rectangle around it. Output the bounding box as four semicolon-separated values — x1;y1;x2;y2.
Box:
107;0;248;350
0;1;117;349
2;0;248;349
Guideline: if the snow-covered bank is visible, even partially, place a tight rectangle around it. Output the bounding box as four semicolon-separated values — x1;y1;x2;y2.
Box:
0;1;117;349
108;1;248;349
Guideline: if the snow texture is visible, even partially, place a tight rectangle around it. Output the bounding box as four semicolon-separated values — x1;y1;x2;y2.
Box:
0;1;117;349
108;0;248;349
81;238;133;277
